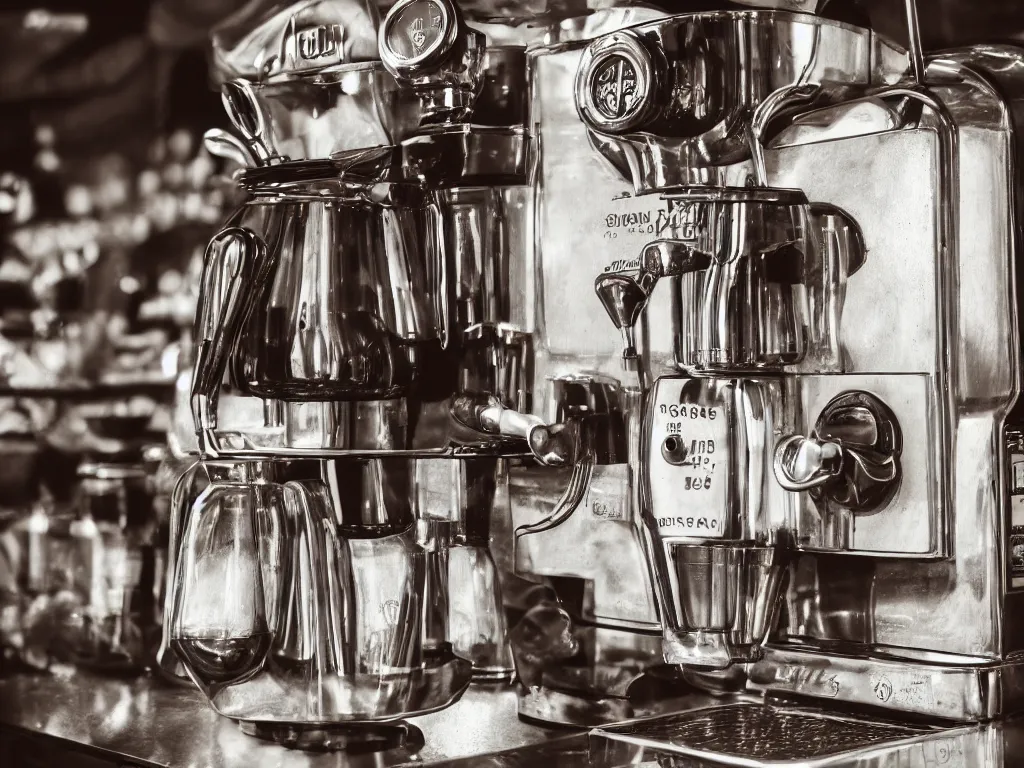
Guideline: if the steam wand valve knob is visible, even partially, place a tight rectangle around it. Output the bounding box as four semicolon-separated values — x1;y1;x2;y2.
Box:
774;390;903;513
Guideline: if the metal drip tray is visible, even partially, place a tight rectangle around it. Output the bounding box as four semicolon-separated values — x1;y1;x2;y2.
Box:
589;702;977;767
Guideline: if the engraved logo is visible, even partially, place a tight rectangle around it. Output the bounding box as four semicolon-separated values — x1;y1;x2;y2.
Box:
410;18;426;49
297;25;339;61
824;675;840;697
591;55;643;122
874;676;893;702
396;0;443;56
930;738;955;764
922;737;962;765
381;599;401;624
591;500;625;521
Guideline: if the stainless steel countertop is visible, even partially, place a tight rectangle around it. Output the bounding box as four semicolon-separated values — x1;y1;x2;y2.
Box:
0;670;587;768
10;670;1024;767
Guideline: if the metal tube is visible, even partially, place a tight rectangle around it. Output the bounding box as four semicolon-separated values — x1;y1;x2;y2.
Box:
904;0;926;83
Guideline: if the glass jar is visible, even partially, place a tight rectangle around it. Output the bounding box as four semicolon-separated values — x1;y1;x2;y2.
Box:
65;462;158;675
169;463;282;690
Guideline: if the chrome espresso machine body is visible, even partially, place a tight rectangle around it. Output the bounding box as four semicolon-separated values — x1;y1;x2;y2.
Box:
158;0;1024;762
508;4;695;728
565;0;1024;754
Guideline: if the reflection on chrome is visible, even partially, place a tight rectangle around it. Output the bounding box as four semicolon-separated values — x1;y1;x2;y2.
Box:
95;0;1024;762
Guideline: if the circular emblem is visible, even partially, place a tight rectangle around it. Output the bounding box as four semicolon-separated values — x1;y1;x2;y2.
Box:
380;0;456;72
576;31;657;134
390;0;443;60
591;55;642;122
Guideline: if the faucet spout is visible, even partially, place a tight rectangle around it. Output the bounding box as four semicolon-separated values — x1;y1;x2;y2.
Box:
595;239;713;363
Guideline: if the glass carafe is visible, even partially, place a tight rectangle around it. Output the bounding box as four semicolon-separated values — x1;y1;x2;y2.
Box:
170;463;282;690
190;153;446;454
69;463;159;675
170;461;472;727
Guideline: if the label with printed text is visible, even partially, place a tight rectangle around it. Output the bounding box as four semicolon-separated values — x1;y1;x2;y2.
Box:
600;203;703;274
647;379;730;539
585;464;630;523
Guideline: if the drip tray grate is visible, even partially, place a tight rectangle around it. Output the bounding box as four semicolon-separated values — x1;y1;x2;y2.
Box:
596;703;928;761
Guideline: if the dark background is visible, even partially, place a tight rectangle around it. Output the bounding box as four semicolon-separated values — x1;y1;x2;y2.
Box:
0;0;250;174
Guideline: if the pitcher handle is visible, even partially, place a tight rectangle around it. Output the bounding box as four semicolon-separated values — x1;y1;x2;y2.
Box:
191;227;266;459
155;460;201;682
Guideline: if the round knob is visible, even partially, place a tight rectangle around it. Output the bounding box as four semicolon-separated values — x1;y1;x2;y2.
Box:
526;423;574;468
774;391;902;513
575;31;660;135
378;0;483;87
380;0;458;73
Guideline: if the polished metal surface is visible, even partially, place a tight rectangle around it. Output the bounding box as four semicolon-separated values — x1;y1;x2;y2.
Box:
516;11;904;698
401;126;528;187
156;0;1024;758
501;9;674;726
588;701;1001;768
172;0;562;746
774;390;903;511
568;0;1024;727
575;11;910;192
659;544;784;670
594;189;822;372
211;0;381;83
210;0;437;157
378;0;485;124
748;645;1024;721
602;702;928;760
0;671;580;767
190;164;551;459
224;66;428;159
641;376;789;669
754;53;1021;673
189;5;554;462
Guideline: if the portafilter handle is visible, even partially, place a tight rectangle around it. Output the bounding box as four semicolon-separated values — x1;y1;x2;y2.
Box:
450;392;575;467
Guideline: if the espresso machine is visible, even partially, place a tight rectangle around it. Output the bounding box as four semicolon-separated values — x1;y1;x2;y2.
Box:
161;0;576;747
151;0;1024;761
550;0;1024;763
376;0;541;684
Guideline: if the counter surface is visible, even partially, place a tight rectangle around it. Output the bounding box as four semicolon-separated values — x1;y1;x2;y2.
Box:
8;670;1024;767
0;670;587;767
